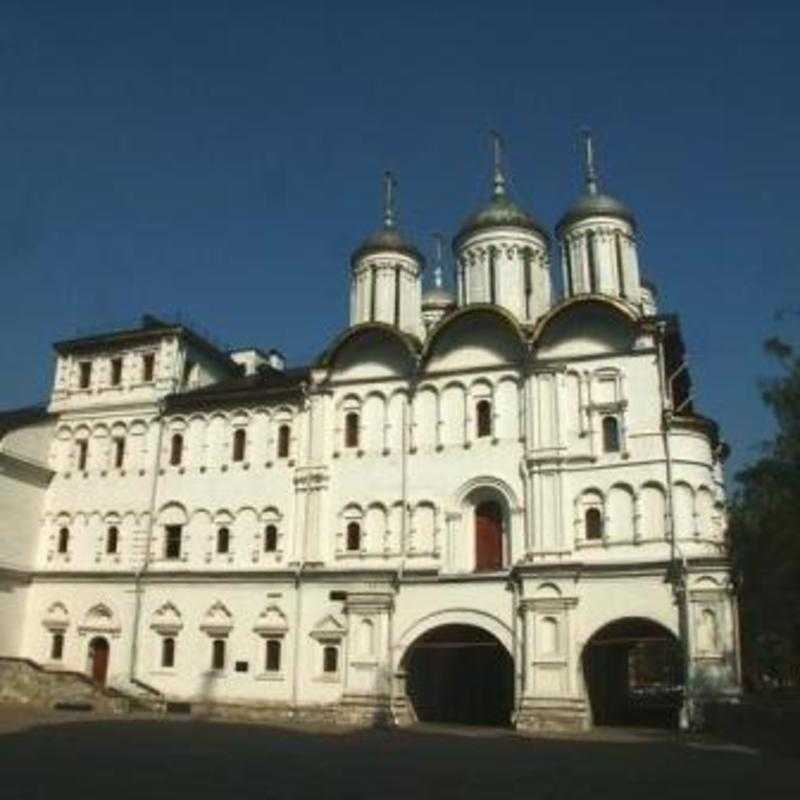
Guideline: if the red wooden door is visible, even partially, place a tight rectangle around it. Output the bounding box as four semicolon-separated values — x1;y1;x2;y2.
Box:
90;638;109;685
475;502;503;571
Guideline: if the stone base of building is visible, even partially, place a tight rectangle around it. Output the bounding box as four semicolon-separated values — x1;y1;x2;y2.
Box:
338;693;394;727
514;697;589;733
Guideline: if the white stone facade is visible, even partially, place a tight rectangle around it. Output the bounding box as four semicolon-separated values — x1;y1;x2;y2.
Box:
0;155;739;730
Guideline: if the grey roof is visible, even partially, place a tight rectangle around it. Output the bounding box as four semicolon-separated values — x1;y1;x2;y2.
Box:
556;191;637;233
0;404;50;437
350;225;425;268
453;194;549;249
166;366;310;411
422;286;456;308
54;315;239;376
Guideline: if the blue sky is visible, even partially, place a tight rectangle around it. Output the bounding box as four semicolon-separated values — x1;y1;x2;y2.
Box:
1;0;798;477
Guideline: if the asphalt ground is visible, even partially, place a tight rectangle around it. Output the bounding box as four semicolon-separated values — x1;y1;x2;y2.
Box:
0;709;796;799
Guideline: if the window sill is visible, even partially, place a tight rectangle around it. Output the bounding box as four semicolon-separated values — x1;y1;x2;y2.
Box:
316;673;341;684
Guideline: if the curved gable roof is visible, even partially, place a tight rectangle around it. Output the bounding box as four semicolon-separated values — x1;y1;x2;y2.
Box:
531;295;640;346
420;304;529;365
316;322;422;370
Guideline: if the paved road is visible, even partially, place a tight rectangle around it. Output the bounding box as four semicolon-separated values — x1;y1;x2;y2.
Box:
0;712;796;799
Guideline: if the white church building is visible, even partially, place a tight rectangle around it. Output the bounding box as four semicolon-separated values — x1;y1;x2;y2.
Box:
0;134;739;730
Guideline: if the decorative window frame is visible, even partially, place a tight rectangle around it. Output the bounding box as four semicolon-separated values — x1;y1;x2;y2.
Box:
310;614;346;683
42;602;70;664
200;601;234;676
586;368;629;458
337;504;365;557
253;507;284;563
575;489;606;547
253;606;289;681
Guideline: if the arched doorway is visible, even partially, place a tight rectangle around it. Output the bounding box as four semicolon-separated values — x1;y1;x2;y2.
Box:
582;618;683;728
404;624;514;726
88;636;110;685
475;501;503;571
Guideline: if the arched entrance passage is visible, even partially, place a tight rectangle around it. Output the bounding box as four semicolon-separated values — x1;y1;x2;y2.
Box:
582;618;683;728
88;636;110;685
404;624;513;726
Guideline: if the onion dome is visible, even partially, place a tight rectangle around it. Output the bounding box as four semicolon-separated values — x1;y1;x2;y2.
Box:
454;193;549;249
556;130;636;234
453;138;548;249
422;234;455;310
422;284;455;309
350;172;425;268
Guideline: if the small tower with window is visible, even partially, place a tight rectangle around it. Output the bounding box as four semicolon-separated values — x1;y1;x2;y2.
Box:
556;130;642;308
350;173;425;338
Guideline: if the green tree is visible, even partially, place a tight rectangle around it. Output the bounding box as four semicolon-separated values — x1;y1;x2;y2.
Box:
728;338;800;688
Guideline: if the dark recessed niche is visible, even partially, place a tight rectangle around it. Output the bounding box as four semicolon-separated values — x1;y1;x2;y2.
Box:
329;591;347;602
235;661;248;673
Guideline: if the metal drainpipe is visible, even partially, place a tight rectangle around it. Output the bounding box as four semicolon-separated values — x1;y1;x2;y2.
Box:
390;389;410;725
655;322;692;729
291;382;312;712
510;571;522;723
129;400;165;685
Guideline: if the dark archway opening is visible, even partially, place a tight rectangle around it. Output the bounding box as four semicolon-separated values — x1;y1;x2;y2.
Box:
583;617;683;728
405;624;513;726
88;636;110;686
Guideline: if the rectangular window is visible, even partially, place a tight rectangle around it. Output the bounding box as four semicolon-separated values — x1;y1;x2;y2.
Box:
51;632;64;660
161;637;175;668
266;639;281;672
183;359;195;384
77;440;88;472
165;525;182;559
142;353;155;383
211;639;226;671
323;644;339;673
110;357;123;386
79;361;92;389
113;437;126;469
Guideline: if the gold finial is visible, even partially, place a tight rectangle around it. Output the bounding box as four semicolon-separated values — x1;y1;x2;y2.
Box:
581;127;599;195
383;171;397;227
490;130;506;197
432;233;445;288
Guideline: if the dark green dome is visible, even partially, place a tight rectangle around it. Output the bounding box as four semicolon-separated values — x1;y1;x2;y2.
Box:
453;194;549;249
350;224;425;269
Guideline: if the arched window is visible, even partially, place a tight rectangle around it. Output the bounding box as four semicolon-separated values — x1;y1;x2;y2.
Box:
161;637;175;668
585;507;603;540
169;433;184;466
345;412;360;449
475;501;503;571
232;428;247;462
51;632;64;660
77;440;88;471
211;638;226;671
614;233;627;298
602;416;620;452
106;526;119;554
346;522;361;552
586;231;598;293
264;524;278;553
323;645;338;673
266;639;281;672
57;527;70;554
216;527;230;554
277;424;291;459
476;399;492;438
